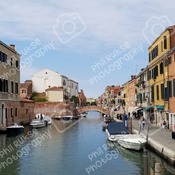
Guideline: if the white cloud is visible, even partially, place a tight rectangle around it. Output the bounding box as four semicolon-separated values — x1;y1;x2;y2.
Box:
1;0;175;48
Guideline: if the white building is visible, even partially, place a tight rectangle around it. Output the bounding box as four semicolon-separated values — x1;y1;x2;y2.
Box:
32;68;79;98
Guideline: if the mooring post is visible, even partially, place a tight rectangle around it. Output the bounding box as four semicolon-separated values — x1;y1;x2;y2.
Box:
128;117;132;133
143;149;148;175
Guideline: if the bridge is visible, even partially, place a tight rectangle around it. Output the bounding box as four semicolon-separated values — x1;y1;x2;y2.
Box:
78;106;110;115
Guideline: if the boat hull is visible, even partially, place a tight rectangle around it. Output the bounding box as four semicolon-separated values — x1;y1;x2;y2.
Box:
117;138;146;151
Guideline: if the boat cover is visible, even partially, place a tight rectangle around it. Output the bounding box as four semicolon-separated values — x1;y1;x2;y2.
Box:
107;122;129;135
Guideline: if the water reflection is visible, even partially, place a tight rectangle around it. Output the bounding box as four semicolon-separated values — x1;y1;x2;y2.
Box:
0;111;175;175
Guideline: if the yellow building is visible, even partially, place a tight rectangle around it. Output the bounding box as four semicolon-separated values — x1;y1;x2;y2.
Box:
148;26;175;127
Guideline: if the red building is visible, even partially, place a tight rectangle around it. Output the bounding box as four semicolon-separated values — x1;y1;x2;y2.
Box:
78;89;86;107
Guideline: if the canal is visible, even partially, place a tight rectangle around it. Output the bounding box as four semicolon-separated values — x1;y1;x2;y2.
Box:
0;111;175;175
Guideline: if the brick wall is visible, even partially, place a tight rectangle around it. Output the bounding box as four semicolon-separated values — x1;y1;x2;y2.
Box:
34;102;75;117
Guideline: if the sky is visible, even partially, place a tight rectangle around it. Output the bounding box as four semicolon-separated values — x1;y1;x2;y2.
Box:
1;0;175;98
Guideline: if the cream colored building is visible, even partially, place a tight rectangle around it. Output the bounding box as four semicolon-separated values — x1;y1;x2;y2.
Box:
46;86;64;102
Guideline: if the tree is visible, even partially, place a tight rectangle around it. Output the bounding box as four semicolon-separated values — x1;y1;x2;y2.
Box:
70;96;79;105
91;102;97;106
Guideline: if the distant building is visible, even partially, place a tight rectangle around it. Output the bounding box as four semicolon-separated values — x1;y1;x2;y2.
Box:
78;89;86;106
0;41;20;128
32;68;78;99
20;80;32;99
46;86;66;102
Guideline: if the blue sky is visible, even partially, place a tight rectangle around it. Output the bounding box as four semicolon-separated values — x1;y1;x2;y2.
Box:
1;0;175;98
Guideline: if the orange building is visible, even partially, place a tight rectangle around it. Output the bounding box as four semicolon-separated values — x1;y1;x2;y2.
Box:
20;80;33;98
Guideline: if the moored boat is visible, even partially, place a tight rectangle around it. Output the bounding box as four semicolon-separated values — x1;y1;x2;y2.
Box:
6;123;24;136
30;119;46;128
117;137;147;151
62;115;73;120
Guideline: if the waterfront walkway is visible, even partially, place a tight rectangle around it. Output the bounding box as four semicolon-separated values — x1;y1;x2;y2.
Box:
132;118;175;165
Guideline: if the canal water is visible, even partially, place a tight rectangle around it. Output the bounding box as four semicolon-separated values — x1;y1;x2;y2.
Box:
0;111;175;175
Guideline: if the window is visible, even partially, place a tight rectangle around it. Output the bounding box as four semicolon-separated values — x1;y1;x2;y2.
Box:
11;81;14;93
11;58;13;67
164;36;167;49
167;80;172;98
156;85;159;100
0;79;8;92
164;87;168;101
63;80;66;86
151;45;158;60
161;84;164;99
22;89;26;94
149;53;151;62
161;41;163;52
151;85;154;102
15;83;18;94
14;108;18;117
16;60;19;68
11;108;13;118
160;62;164;74
147;70;151;81
5;80;8;92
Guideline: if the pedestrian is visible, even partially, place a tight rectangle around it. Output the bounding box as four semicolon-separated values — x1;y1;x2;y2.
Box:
141;117;145;129
163;119;167;130
124;113;128;128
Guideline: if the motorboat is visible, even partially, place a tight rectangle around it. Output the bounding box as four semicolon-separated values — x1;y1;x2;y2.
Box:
6;123;24;135
80;113;87;117
106;122;129;141
30;119;46;128
43;115;52;125
106;122;147;151
117;135;147;151
62;115;73;120
53;116;62;120
35;113;52;125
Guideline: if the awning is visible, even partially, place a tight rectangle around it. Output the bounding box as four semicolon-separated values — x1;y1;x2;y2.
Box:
156;105;164;111
143;106;154;111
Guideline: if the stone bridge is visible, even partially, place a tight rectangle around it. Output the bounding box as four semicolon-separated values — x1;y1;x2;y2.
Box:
78;106;110;115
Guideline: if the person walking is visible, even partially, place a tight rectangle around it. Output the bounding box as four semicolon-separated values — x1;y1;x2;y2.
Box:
141;117;145;129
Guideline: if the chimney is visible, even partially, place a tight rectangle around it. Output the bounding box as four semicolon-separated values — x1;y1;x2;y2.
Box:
10;44;15;50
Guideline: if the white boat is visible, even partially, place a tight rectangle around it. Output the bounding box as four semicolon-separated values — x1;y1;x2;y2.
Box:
6;123;24;135
62;115;73;120
30;119;46;128
43;115;52;125
35;113;52;125
80;113;87;117
117;136;147;151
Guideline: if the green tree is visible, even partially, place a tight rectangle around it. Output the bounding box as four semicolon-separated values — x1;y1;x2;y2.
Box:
91;102;97;106
70;96;79;105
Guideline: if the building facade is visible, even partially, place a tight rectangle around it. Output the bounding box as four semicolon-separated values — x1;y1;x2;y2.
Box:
32;68;79;99
0;41;20;129
148;26;175;127
20;80;32;99
46;86;65;102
